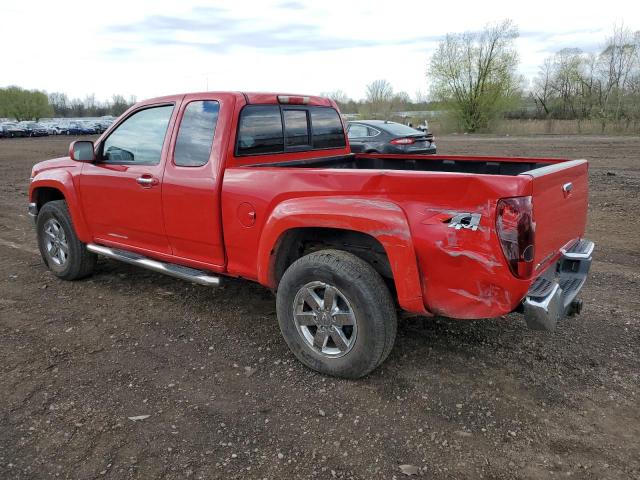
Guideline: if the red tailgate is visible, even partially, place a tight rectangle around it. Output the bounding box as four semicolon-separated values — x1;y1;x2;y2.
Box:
526;159;589;274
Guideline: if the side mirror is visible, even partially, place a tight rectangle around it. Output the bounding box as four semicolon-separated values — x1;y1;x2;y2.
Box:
69;140;95;162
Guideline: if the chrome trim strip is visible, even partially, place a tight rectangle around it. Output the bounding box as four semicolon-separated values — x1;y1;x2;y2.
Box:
86;243;221;286
520;159;587;178
561;240;595;260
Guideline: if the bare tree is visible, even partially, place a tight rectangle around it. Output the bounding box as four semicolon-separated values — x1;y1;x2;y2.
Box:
530;25;640;131
364;79;394;118
427;19;520;132
320;90;354;113
533;58;553;116
321;90;350;105
597;25;638;122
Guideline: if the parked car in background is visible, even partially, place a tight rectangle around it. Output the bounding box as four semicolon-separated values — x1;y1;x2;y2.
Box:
59;123;84;135
1;122;28;138
78;121;97;134
90;122;105;134
347;120;436;154
41;122;63;135
20;122;49;137
77;122;97;134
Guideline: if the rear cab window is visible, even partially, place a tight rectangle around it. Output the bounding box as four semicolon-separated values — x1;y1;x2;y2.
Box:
236;105;345;157
283;109;310;148
174;100;220;167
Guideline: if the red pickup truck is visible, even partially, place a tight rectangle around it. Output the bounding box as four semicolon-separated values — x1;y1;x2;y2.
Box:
28;92;594;378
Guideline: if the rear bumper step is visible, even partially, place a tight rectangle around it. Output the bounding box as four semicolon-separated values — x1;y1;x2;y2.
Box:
523;239;594;330
86;243;221;286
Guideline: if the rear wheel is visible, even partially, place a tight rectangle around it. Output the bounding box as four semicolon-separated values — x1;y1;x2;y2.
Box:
36;200;96;280
276;249;397;378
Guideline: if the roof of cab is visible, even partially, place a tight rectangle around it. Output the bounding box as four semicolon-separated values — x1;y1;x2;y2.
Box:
243;92;333;107
135;92;334;108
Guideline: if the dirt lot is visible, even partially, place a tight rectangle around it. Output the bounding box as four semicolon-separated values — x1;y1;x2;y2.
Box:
1;135;638;480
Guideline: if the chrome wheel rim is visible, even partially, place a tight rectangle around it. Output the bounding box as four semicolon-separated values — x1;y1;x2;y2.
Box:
293;281;357;358
43;218;69;266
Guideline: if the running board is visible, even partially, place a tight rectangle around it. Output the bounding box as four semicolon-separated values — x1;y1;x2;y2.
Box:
86;243;221;286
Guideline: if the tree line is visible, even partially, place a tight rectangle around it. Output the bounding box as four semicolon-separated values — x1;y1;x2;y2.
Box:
530;26;640;130
0;87;136;121
48;92;136;118
325;22;640;132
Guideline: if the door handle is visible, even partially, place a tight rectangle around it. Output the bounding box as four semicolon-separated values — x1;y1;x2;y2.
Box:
136;176;158;187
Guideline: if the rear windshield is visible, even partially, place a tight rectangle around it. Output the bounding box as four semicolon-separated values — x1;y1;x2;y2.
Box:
310;108;345;149
381;122;423;136
236;105;345;156
237;106;284;155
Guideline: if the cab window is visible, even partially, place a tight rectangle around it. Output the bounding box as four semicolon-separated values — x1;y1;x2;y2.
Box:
102;105;174;164
236;105;284;155
283;109;310;148
310;107;345;149
174;101;220;167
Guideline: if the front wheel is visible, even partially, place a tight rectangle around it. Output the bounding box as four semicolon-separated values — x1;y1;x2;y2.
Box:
36;200;96;280
276;250;397;378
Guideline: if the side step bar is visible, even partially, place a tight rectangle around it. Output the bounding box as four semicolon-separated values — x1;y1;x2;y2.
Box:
86;243;221;286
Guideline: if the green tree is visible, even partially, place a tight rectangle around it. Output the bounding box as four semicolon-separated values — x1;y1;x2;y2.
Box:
427;20;520;132
0;86;53;121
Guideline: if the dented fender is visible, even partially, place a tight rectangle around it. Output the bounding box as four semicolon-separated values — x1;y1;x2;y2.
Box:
256;196;427;314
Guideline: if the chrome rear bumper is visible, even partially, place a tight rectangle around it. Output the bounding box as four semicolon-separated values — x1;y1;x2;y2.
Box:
523;239;594;330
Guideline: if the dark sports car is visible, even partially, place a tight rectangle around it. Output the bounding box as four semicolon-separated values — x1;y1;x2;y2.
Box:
21;122;49;137
347;120;436;154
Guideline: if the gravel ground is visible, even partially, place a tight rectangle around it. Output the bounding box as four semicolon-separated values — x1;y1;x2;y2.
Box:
0;134;638;479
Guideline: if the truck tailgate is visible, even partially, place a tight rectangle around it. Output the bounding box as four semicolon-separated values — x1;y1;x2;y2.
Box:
524;159;589;273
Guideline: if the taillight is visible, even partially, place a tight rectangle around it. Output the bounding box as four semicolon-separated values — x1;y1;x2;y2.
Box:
390;137;415;145
496;196;535;279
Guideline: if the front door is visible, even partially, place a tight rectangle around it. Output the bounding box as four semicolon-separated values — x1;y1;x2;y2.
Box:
80;103;178;254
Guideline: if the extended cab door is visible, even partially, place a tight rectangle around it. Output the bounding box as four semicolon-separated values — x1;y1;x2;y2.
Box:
160;94;230;268
79;102;179;254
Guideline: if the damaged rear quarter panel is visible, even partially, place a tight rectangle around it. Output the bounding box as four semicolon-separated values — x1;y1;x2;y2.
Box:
405;173;533;318
221;167;533;319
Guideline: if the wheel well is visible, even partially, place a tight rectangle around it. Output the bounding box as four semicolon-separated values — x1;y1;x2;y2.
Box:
271;228;393;287
34;187;65;209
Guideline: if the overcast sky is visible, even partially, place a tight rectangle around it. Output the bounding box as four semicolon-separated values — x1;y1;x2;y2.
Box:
2;0;638;102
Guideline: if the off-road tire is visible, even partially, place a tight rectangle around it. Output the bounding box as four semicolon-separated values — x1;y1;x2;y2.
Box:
276;249;397;378
36;200;96;280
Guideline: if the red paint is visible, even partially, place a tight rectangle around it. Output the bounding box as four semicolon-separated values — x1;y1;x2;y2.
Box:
29;92;590;320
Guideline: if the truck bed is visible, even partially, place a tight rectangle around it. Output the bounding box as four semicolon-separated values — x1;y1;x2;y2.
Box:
254;153;563;176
